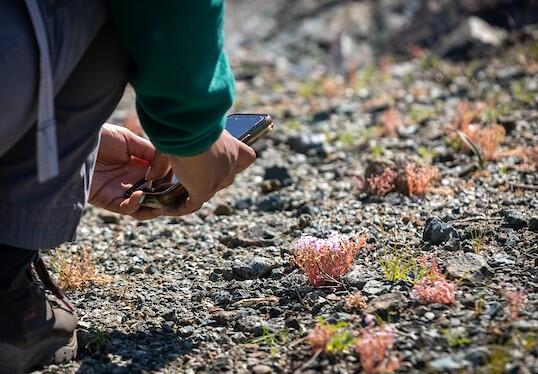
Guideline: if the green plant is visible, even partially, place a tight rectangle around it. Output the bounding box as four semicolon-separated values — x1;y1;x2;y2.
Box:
417;147;437;161
282;119;302;132
377;245;429;284
441;328;470;348
84;330;110;354
369;144;385;157
307;318;355;353
250;326;291;355
480;345;511;374
470;227;485;253
511;81;534;105
409;105;435;125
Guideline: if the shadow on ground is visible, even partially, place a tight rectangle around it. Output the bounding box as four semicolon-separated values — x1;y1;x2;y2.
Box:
75;327;192;373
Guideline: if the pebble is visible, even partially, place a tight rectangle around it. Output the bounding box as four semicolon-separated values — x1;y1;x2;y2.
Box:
502;209;528;230
232;257;275;280
423;217;459;245
251;364;273;374
214;203;234;216
528;217;538;233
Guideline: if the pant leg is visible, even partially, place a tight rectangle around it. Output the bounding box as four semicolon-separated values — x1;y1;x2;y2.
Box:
0;4;129;250
0;245;36;289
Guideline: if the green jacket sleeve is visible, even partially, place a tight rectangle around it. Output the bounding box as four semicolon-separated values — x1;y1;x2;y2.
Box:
107;0;234;156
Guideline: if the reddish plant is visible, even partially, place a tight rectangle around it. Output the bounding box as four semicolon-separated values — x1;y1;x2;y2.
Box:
410;257;456;305
307;323;336;352
448;101;505;161
355;325;400;373
403;162;439;196
463;124;506;161
357;161;438;197
345;292;368;311
501;287;527;320
380;107;403;138
356;168;397;197
293;235;366;287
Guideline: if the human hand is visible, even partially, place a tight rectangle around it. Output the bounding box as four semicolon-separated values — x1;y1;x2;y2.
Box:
158;129;256;216
89;124;171;220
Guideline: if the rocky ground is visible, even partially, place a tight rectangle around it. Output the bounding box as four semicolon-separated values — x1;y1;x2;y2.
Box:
37;3;537;373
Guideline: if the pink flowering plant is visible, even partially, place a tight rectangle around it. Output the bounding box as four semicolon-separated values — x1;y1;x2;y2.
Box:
410;257;456;305
354;319;400;373
293;234;366;287
501;286;527;320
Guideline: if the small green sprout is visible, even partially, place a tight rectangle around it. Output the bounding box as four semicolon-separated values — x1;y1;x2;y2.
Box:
409;105;435;125
369;144;385;158
249;326;291;355
470;227;485;253
441;328;470;348
377;245;429;284
308;318;355;353
84;330;110;354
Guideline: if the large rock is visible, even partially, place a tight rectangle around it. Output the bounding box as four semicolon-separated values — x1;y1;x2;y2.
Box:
446;252;493;281
436;17;507;59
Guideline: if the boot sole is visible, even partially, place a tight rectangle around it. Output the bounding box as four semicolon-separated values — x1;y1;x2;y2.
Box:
0;330;77;374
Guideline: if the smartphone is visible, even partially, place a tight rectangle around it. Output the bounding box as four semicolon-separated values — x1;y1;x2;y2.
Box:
125;114;273;209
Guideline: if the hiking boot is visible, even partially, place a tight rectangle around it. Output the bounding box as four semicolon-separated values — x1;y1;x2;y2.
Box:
0;257;78;374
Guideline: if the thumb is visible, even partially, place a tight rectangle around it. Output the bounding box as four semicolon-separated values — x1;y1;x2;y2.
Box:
147;151;171;180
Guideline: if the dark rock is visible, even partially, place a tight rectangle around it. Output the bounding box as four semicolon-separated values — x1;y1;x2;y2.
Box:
257;192;286;212
235;197;254;210
423;217;459;245
436;17;507;59
213;290;233;306
502;209;528;229
214;203;234;216
263;166;292;186
285;317;302;331
232;257;275;280
528;217;538;232
286;133;328;156
295;204;321;216
99;212;120;224
261;179;282;194
297;214;311;229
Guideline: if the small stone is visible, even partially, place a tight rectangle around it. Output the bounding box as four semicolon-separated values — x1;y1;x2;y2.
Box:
286;133;328;156
362;280;385;295
429;354;469;371
528;217;538;233
257;192;286;212
366;292;405;314
343;268;369;289
232;257;275;280
502;209;528;230
99;212;120;224
251;364;273;374
235;197;254;210
263;166;292;186
425;312;435;321
298;214;311;229
214;203;234;216
423;217;459;245
285;317;302;331
261;179;282;194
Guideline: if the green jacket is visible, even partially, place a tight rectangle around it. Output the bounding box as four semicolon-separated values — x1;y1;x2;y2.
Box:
107;0;234;156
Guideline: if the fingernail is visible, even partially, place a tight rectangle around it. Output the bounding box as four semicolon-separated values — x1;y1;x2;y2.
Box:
145;166;152;180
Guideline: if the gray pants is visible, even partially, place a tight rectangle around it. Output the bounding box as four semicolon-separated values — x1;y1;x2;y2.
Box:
0;1;129;250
